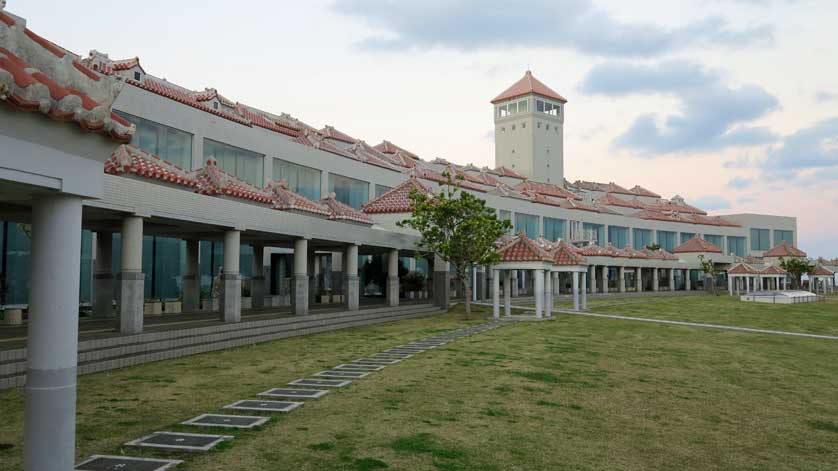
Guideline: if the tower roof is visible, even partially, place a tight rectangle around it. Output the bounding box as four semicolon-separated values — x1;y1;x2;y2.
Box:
491;70;567;104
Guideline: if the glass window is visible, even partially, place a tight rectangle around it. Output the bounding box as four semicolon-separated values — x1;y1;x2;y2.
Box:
680;232;695;244
79;230;92;304
727;236;746;257
3;222;31;305
497;105;508;118
543;217;566;242
115;111;193;170
375;184;392;198
536;100;545;112
657;231;677;252
774;230;794;245
632;228;653;250
329;173;369;209
508;102;518;114
515;213;539;239
203;139;264;187
704;234;724;252
518;99;528;113
273;158;321;200
751;228;770;251
609;226;629;248
498;210;513;234
583;223;604;245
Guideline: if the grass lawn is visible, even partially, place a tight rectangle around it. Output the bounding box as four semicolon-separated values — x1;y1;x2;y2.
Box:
2;302;838;470
553;295;838;336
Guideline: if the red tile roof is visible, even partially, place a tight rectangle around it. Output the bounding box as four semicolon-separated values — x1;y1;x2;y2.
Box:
621;247;650;259
809;265;835;276
514;179;581;200
760;265;787;275
374;140;420;160
642;248;679;261
763;241;806;258
406;165;487;192
571;180;634;196
632;209;739;227
551;240;587;266
630;185;661;198
491;70;567;104
465;169;504;187
728;263;759;275
345;141;402;171
266;180;331;217
530;194;601;213
320;193;373;225
578;244;610;257
192;160;273;204
494;166;527;179
320;125;358;144
362;177;428;214
294;130;358;160
0;12;134;142
497;232;554;262
673;235;723;254
104;145;196;188
596;193;646;209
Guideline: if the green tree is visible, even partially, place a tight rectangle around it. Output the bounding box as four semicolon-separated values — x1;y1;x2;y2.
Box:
698;255;720;296
398;173;511;318
779;257;814;290
646;243;661;251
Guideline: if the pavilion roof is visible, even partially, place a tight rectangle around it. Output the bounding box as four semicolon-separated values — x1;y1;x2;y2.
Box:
728;263;760;275
362;177;428;214
760;265;787;275
673;235;723;254
496;232;554;262
809;265;835;276
491;70;567;104
763;241;807;258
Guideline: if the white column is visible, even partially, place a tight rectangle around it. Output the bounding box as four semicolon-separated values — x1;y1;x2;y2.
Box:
619;267;626;293
544;270;553;318
637;268;644;292
589;266;597;294
572;271;580;311
601;266;609;294
685;269;691;291
221;230;241;323
492;269;500;320
24;195;83;471
652;268;659;292
534;269;544;319
503;269;511;317
291;238;309;316
728;276;734;296
387;249;399;307
118;216;144;334
182;239;200;312
344;244;360;311
511;270;519;297
669;269;675;292
581;269;588;309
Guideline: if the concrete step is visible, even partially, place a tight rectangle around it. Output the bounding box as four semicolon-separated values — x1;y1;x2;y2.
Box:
0;304;442;389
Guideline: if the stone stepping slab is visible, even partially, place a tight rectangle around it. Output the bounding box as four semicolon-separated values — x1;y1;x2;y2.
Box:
313;370;369;379
76;455;184;471
259;388;330;399
125;431;232;452
289;378;352;388
397;344;435;350
354;358;401;365
382;349;425;354
182;413;269;429
334;363;384;371
369;352;412;359
223;400;303;413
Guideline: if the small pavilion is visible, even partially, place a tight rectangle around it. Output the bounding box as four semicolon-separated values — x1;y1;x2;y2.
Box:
728;263;761;294
808;265;836;293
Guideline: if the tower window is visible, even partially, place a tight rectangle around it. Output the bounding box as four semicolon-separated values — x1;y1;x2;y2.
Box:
546;124;550;130
133;71;141;81
508;102;518;114
519;99;528;112
497;104;509;118
537;122;541;128
501;127;505;133
511;124;516;131
522;122;526;129
213;102;219;110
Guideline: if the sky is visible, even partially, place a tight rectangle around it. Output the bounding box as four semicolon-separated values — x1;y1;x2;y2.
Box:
10;0;838;257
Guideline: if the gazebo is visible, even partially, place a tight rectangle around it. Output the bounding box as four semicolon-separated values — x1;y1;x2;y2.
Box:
808;265;836;293
727;263;761;295
490;233;588;320
759;264;788;290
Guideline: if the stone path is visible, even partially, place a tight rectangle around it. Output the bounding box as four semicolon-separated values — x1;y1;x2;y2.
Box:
74;321;502;470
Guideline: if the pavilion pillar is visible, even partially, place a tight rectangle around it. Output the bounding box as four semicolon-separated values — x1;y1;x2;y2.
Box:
492;269;500;320
24;195;83;471
92;231;113;318
433;254;450;309
291;238;309;316
652;268;659;292
728;275;734;296
182;239;200;313
685;269;691;291
581;269;588;309
553;272;560;295
511;270;519;297
387;249;399;307
601;266;609;294
117;216;144;335
344;244;360;311
572;271;580;311
534;269;545;319
503;269;511;316
669;269;675;292
251;244;266;309
589;266;596;294
638;268;644;292
221;230;241;323
618;266;626;293
544;270;553;318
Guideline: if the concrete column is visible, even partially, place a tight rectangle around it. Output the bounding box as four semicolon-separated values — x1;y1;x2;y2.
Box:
93;231;113;318
685;270;691;291
387;249;399;307
433;254;450;310
618;266;626;293
492;269;500;320
534;269;544;319
652;268;659;292
251;244;265;309
503;269;512;317
553;272;560;295
544;270;553;318
344;244;360;311
572;271;580;311
221;230;241;323
638;268;644;292
118;216;144;334
589;266;596;294
182;239;200;313
24;195;83;471
728;276;734;296
581;269;588;310
291;238;309;316
669;269;675;292
511;270;519;297
601;266;608;294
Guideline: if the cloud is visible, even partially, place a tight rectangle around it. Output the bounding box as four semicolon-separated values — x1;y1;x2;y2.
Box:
332;0;774;57
580;60;779;154
688;195;731;211
763;117;838;174
728;176;754;189
815;91;838;103
737;195;757;204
